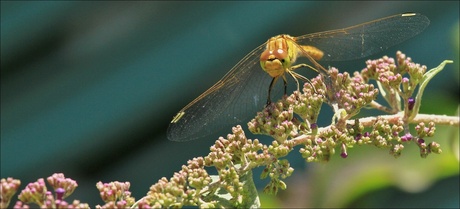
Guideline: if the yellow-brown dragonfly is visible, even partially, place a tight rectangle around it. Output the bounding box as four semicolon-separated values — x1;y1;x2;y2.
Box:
167;13;429;141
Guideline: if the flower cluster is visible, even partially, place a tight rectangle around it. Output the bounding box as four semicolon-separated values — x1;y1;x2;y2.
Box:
204;126;294;198
328;67;379;119
17;178;47;206
361;51;428;115
140;124;297;207
285;77;326;124
47;173;78;200
1;177;21;208
415;122;442;158
260;158;293;195
250;51;447;163
248;101;301;143
145;157;209;208
11;173;89;209
96;181;135;209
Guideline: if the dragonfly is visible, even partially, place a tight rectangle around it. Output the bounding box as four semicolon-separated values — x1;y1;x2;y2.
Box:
167;13;430;142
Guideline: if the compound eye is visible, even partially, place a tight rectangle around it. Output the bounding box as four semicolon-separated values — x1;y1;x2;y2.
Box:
260;49;271;61
273;49;287;60
260;48;288;62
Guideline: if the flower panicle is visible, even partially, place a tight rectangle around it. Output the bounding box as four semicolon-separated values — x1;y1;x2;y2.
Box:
47;173;78;200
95;180;135;208
3;51;450;209
10;174;89;209
250;51;444;162
109;52;447;207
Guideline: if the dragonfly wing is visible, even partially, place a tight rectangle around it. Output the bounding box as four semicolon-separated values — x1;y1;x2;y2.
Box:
295;13;430;61
167;13;430;141
167;43;284;141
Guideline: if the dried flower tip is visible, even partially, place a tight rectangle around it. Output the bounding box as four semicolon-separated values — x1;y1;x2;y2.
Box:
55;187;65;201
417;138;425;145
407;97;415;110
400;133;413;142
340;143;348;158
47;173;78;199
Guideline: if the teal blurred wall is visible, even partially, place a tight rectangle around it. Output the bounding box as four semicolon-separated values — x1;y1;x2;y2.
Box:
1;1;458;207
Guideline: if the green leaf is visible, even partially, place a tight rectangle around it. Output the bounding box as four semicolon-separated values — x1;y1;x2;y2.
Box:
409;60;453;120
376;80;401;111
240;170;261;208
205;175;233;208
207;170;260;208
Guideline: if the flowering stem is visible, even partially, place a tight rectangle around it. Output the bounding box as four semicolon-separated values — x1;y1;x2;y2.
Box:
290;113;458;147
369;100;398;114
353;113;459;127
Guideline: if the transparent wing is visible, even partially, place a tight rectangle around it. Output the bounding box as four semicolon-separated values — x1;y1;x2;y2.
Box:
295;13;430;61
167;43;287;141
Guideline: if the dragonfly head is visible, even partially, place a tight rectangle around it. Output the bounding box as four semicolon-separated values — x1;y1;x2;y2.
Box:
260;48;291;78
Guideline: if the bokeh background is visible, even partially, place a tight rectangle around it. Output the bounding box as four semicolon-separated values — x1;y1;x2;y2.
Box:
1;1;459;208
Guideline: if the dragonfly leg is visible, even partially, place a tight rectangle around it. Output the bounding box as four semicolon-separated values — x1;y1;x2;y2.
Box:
267;76;280;105
283;75;288;95
290;63;323;94
291;63;308;71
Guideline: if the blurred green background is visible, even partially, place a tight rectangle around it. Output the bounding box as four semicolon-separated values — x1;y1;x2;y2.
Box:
1;1;458;208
